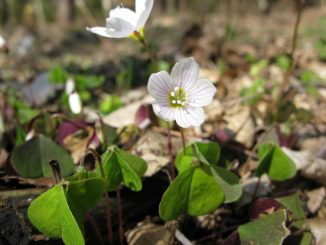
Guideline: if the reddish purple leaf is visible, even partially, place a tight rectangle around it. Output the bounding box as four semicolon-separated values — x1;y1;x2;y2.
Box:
250;198;283;220
135;104;151;129
56;120;87;144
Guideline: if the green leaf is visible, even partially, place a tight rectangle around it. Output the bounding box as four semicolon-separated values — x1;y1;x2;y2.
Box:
101;124;118;148
250;59;268;78
276;192;305;229
11;134;74;178
27;185;84;245
99;94;122;114
176;141;241;203
115;147;147;178
276;55;291;72
74;75;105;90
188;167;224;216
66;177;105;212
256;143;296;181
298;232;313;245
239;209;290;245
99;146;147;191
176;142;220;172
240;78;265;105
209;165;242;203
159;167;224;221
101;150;122;191
17;107;39;124
48;65;68;84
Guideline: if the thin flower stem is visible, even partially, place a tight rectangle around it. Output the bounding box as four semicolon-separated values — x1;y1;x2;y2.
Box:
279;0;304;97
140;38;157;66
133;31;176;180
85;148;113;244
167;122;175;179
180;127;187;155
116;188;124;245
85;212;105;245
132;31;157;67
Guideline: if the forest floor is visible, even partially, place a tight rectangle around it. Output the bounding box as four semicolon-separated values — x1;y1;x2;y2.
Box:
1;2;326;245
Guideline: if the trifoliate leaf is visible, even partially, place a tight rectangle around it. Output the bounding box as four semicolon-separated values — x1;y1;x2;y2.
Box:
257;143;296;181
99;146;147;191
175;141;220;172
175;142;242;203
159;166;224;221
11;134;74;178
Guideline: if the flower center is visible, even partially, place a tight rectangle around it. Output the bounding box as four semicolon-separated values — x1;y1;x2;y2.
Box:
168;86;187;108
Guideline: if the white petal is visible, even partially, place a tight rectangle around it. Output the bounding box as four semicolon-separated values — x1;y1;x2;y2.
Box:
147;71;174;104
153;104;175;122
135;0;153;29
109;6;137;27
171;57;199;92
69;92;82;114
106;17;135;37
187;79;216;107
87;26;113;38
0;36;6;48
175;107;205;128
65;78;75;95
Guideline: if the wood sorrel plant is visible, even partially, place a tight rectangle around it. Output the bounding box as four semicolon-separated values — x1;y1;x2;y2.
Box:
159;141;242;221
146;58;242;220
26;145;148;245
22;0;304;245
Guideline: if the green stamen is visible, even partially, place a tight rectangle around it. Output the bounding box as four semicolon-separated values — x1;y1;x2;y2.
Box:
168;87;187;108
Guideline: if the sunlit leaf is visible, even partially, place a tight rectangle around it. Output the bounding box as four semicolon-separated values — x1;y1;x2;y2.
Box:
28;185;84;245
159;166;224;221
175;142;241;203
256;143;296;181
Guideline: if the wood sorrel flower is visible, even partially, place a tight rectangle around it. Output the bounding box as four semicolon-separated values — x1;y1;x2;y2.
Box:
86;0;153;39
148;57;216;128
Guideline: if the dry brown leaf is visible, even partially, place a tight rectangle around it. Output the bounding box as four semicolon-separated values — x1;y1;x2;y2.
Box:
308;218;326;245
306;187;326;214
62;126;94;163
126;222;174;245
131;130;182;177
282;147;326;185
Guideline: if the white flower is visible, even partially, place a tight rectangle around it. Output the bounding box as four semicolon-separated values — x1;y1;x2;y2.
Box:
86;0;153;39
148;57;216;128
69;92;82;114
65;77;75;94
0;35;6;48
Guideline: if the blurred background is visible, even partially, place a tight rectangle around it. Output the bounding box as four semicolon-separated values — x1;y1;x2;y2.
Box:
0;0;325;144
1;1;326;244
